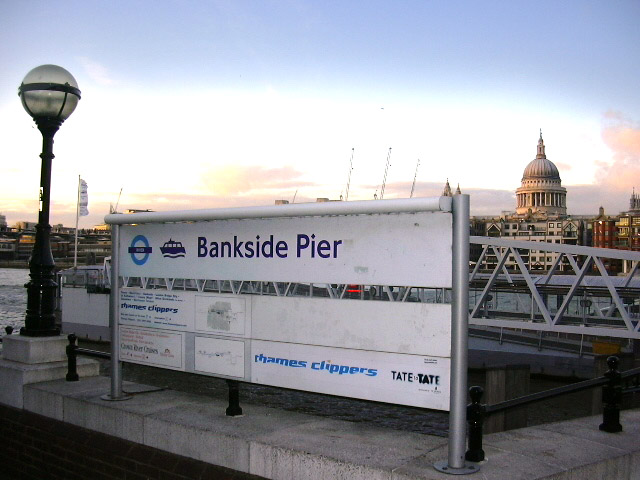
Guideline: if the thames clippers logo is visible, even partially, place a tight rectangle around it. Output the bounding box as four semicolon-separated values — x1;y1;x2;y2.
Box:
160;238;186;258
128;235;152;265
254;353;378;377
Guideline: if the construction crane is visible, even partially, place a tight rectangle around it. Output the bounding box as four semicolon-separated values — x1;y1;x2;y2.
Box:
410;159;420;198
344;148;354;201
110;188;123;214
379;147;392;200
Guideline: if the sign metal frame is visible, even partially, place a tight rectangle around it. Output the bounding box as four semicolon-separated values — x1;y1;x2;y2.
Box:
105;195;474;473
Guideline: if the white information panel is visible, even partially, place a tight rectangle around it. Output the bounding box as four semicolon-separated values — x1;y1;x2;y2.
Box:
250;340;449;410
117;205;454;411
120;288;194;331
194;336;245;378
119;211;452;287
195;295;248;336
119;326;185;370
251;295;451;358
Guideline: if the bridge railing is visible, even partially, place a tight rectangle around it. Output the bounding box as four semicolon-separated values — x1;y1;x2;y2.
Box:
465;355;640;462
111;236;639;340
469;236;640;339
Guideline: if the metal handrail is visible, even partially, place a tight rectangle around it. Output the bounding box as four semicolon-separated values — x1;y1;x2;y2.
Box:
74;346;110;360
465;356;638;462
486;365;640;414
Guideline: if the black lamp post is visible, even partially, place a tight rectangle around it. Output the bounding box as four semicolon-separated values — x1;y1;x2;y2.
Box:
18;65;81;337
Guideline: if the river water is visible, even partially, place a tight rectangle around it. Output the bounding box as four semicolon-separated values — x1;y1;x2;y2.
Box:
0;268;29;332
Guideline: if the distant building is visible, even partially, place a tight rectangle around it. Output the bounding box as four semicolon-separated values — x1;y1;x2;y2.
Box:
0;214;9;234
592;207;617;249
465;132;639;274
442;180;461;197
472;132;586;272
52;224;76;235
515;132;566;216
14;221;37;231
15;233;35;259
591;206;620;272
615;190;640;273
0;237;16;259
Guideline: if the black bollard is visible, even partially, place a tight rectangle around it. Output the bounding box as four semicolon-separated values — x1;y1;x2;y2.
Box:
225;379;243;416
599;356;622;433
5;326;13;335
465;386;486;462
66;334;80;382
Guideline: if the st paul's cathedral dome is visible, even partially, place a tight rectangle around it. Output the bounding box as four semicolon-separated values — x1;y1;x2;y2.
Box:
515;131;567;216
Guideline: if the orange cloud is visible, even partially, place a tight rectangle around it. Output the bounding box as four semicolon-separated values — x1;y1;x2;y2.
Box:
597;113;640;191
199;165;314;196
554;162;572;172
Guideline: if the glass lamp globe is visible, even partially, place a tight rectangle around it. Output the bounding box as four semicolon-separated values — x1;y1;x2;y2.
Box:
18;64;81;122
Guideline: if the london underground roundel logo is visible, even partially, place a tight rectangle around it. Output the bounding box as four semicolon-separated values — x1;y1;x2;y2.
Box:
128;235;152;265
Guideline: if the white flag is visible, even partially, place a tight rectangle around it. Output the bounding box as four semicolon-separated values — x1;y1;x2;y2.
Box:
79;179;89;216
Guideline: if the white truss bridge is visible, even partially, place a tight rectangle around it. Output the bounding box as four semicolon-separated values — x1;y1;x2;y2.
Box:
469;237;639;339
118;237;639;340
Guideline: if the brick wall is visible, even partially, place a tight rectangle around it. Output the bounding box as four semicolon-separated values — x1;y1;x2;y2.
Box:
0;404;266;480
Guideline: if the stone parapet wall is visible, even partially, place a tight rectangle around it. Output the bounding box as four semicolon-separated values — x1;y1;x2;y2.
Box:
2;375;639;480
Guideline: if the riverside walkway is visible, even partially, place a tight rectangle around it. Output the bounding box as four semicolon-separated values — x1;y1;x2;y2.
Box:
17;374;640;479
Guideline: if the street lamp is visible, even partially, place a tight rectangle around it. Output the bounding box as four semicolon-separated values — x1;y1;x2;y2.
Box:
18;65;81;337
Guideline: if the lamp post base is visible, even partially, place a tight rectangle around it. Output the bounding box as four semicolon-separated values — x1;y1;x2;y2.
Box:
21;221;59;337
22;273;60;337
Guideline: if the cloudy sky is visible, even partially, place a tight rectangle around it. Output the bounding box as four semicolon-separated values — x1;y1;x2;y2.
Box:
1;1;639;227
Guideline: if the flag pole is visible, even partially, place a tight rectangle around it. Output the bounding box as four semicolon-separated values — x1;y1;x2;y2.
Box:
74;175;80;268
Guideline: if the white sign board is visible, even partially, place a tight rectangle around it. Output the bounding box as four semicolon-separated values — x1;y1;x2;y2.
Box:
117;206;454;410
251;341;449;410
195;295;248;336
194;336;245;378
119;326;185;370
120;289;194;331
119;212;452;287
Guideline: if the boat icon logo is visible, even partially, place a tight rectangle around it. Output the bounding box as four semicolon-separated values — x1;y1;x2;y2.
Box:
160;238;186;258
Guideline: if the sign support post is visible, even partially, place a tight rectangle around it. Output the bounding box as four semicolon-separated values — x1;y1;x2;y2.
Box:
435;194;479;474
102;224;131;401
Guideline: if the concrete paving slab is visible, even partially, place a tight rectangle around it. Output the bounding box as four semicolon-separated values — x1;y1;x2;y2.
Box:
483;425;629;472
64;394;147;442
632;452;640;479
25;374;112;398
536;409;640;453
249;417;445;480
144;400;323;473
392;443;563;480
24;368;106;420
60;381;212;443
250;445;394;480
144;410;252;472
